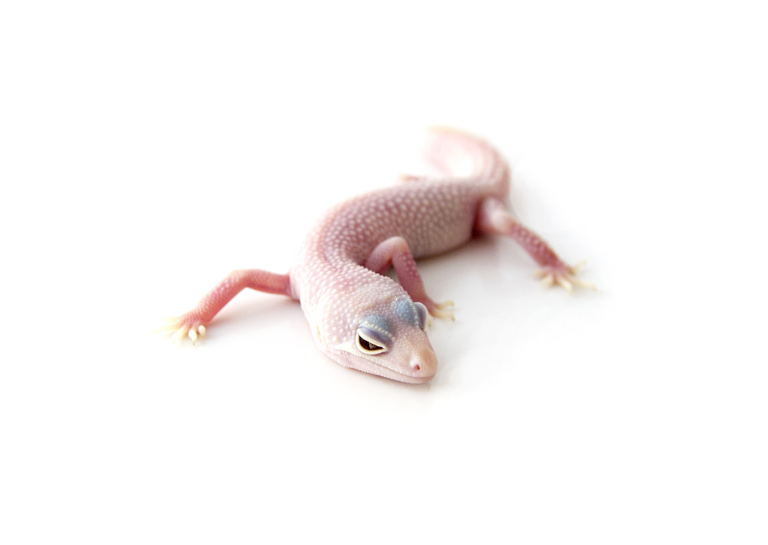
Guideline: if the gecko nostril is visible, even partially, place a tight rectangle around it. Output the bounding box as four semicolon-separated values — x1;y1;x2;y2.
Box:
413;364;421;372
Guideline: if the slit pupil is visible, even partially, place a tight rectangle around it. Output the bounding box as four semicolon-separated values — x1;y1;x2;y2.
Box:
359;336;382;351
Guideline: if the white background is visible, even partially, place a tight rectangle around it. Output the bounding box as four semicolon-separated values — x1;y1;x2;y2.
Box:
2;1;767;543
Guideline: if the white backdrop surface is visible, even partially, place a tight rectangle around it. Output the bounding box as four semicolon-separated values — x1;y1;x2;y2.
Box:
2;1;767;543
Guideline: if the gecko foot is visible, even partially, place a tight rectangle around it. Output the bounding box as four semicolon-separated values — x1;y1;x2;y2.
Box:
533;261;596;293
397;173;427;183
425;299;455;324
153;313;208;345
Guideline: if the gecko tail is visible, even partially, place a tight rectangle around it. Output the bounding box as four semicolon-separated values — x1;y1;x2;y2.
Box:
421;127;510;198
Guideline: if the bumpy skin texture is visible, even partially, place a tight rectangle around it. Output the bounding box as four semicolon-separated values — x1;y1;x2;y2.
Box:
158;128;591;383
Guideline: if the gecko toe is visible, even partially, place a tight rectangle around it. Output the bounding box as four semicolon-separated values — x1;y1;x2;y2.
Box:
153;320;183;335
537;262;595;293
555;276;573;293
172;324;191;344
431;308;455;321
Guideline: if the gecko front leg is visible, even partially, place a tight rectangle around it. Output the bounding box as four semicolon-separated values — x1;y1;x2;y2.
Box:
364;236;455;320
155;269;294;344
475;197;595;292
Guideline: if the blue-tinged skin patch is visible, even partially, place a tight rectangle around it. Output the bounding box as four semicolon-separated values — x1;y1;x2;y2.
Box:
359;313;394;340
392;298;422;329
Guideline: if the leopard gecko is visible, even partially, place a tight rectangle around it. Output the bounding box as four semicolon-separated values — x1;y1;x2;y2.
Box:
156;128;592;383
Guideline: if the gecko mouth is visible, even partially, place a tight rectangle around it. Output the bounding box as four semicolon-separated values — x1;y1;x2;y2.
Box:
340;347;436;382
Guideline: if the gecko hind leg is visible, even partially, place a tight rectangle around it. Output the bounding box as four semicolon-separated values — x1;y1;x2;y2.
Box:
475;197;595;292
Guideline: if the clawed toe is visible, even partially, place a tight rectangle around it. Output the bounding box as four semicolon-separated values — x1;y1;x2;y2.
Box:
153;313;208;345
432;308;455;321
152;320;182;334
172;324;190;344
534;261;596;293
427;300;455;321
398;173;426;183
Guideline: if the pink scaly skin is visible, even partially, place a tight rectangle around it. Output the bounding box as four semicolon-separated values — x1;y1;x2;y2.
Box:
156;128;593;383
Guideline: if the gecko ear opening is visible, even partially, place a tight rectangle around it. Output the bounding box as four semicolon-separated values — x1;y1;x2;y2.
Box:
414;302;428;330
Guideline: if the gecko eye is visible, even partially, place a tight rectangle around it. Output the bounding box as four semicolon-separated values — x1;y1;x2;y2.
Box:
356;326;388;355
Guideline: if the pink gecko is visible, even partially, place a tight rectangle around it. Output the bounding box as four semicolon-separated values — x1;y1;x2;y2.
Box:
157;128;592;383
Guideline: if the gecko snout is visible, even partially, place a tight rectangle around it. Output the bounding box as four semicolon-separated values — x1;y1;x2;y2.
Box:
409;348;438;380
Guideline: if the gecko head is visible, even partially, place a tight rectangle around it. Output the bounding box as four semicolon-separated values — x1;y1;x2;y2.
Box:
315;287;438;383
